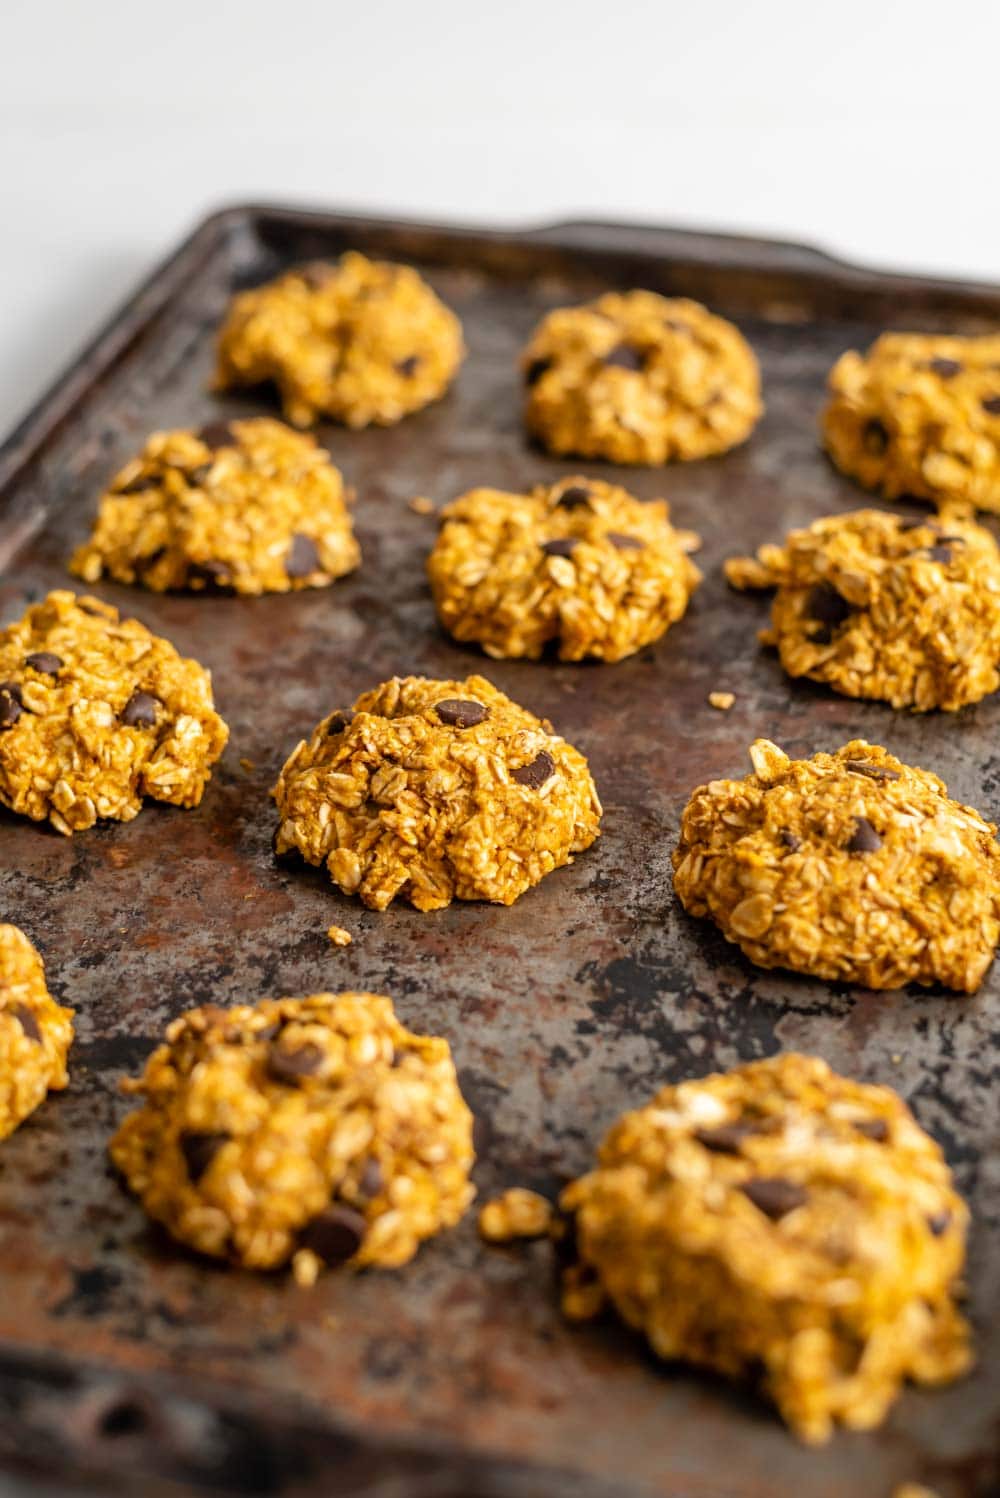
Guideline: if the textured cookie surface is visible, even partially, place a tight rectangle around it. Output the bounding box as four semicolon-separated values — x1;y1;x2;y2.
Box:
673;738;1000;991
725;508;1000;710
273;674;602;911
428;475;701;662
0;591;229;833
214;252;464;428
71;418;359;595
110;992;474;1281
560;1053;970;1444
823;332;1000;511
0;925;73;1140
521;291;761;465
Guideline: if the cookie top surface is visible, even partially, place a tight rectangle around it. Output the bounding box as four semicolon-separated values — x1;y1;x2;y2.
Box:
427;475;702;662
823;331;1000;511
521;291;762;465
672;738;1000;991
0;924;74;1140
0;591;229;833
726;508;1000;710
214;252;465;429
109;992;475;1279
70;418;360;595
273;673;602;911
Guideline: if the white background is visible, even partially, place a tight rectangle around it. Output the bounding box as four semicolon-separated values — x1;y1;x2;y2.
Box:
0;0;995;438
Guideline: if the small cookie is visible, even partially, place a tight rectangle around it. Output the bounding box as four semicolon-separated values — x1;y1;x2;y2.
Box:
521;291;761;465
673;738;1000;991
0;591;229;834
725;508;1000;711
0;925;73;1140
70;418;360;595
110;992;474;1280
427;476;701;662
213;252;465;428
823;332;1000;511
273;674;601;911
559;1053;971;1444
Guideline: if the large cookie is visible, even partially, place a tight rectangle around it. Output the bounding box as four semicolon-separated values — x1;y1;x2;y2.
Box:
273;674;602;911
672;738;1000;991
521;291;762;465
725;508;1000;710
110;992;474;1282
213;252;464;428
70;418;359;595
559;1052;971;1444
428;475;701;662
823;332;1000;511
0;925;73;1140
0;591;229;833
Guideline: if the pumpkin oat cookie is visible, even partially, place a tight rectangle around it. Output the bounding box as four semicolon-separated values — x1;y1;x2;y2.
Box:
0;591;228;834
0;924;73;1141
823;331;1000;511
521;290;762;465
673;738;1000;992
70;418;359;595
272;674;602;911
559;1053;971;1444
725;508;1000;711
110;992;474;1282
214;252;464;429
427;475;701;662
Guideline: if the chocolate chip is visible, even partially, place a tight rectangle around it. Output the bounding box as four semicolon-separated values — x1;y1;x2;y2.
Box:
187;560;231;590
267;1042;324;1085
847;817;882;854
604;344;644;371
927;358;962;378
541;538;577;558
179;1130;228;1183
11;1004;41;1042
608;533;643;551
805;581;853;631
927;1209;952;1237
982;395;1000;416
117;473;158;495
358;1158;383;1198
395;356;420;378
779;829;801;852
197;421;237;451
435;699;488;728
694;1122;754;1154
0;685;23;729
854;1118;889;1142
512;750;556;789
845;760;900;782
187;464;213;486
24;652;62;676
76;602;103;616
286;533;320;579
300;1205;366;1266
898;517;937;533
554;485;592;511
326;710;355;736
924;544;955;565
524;357;551;387
740;1177;808;1220
862;419;889;455
120;691;159;728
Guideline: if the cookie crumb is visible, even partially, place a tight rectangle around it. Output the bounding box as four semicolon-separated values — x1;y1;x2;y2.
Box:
239;757;256;773
409;495;435;516
327;925;352;948
478;1187;553;1242
708;691;735;711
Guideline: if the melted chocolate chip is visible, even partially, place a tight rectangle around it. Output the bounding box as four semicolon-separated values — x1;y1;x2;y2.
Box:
197;421;237;451
924;544;956;564
608;532;643;551
358;1158;383;1198
120;691;160;728
11;1004;41;1042
0;685;23;729
604;344;644;371
854;1118;889;1142
524;357;551;387
326;710;355;736
24;652;62;676
981;395;1000;416
286;533;320;578
395;356;420;378
927;1209;952;1237
117;473;159;495
267;1042;324;1085
863;418;889;455
927;357;962;378
844;760;900;782
512;750;556;789
694;1122;754;1154
740;1177;808;1220
541;538;577;558
187;560;232;590
847;817;882;854
779;829;801;852
554;485;592;510
300;1205;366;1265
179;1130;228;1182
435;699;488;728
805;581;853;631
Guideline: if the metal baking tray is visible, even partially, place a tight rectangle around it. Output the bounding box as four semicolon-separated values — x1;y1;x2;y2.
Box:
0;206;996;1498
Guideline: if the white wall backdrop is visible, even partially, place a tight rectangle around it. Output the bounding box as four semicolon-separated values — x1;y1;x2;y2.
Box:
0;0;993;436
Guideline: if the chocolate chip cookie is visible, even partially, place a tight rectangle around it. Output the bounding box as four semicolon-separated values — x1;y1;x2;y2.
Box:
0;924;73;1140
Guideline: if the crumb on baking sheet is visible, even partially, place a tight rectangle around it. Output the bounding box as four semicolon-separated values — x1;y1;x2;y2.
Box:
708;691;735;710
409;495;435;516
240;757;256;773
478;1188;553;1242
327;925;353;947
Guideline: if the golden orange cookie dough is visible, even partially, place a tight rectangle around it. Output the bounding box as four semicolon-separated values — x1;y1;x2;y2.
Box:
823;331;1000;511
213;252;464;428
726;508;1000;711
673;738;1000;992
521;291;762;465
110;992;475;1282
428;475;701;662
0;924;73;1140
0;591;229;834
71;418;359;595
559;1053;971;1445
273;674;602;911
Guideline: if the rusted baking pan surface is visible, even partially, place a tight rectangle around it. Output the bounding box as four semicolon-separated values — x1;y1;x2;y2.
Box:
0;206;996;1497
